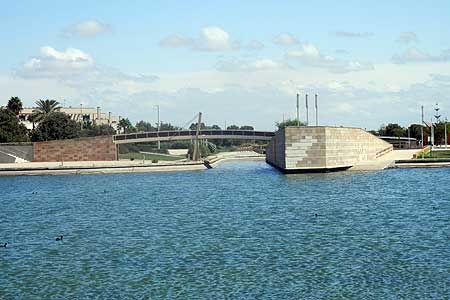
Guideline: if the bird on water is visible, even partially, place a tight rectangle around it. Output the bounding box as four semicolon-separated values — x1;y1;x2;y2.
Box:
56;235;63;241
1;243;7;248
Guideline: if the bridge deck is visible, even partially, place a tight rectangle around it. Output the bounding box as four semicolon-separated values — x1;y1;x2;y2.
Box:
113;130;275;144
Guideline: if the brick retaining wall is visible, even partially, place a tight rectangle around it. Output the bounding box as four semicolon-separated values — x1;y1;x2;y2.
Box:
33;136;117;162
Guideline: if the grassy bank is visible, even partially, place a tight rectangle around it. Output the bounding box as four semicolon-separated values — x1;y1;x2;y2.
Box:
422;150;450;159
119;153;184;161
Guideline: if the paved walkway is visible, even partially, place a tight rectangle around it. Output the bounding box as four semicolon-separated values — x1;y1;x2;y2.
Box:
350;149;417;171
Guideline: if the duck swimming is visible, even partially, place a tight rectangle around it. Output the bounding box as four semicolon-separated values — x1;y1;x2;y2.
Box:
1;243;7;248
56;235;63;241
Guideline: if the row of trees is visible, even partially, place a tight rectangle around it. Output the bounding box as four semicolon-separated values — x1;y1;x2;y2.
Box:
0;97;116;143
372;123;450;145
117;119;256;134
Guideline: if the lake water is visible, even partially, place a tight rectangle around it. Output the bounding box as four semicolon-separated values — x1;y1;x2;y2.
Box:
1;161;450;299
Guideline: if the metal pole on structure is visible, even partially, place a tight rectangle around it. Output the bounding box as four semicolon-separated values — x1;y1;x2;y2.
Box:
193;112;202;161
155;105;160;150
305;94;309;126
296;93;300;126
420;105;424;158
315;94;318;126
408;126;411;149
80;104;83;129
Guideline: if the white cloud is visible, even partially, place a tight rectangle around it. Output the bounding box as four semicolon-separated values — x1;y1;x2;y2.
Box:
233;40;264;50
286;43;321;60
16;46;158;93
392;47;450;64
159;34;193;48
9;44;450;131
160;26;237;52
286;43;373;73
331;31;374;38
216;58;284;72
197;26;231;51
396;32;418;44
64;20;111;38
273;33;299;46
20;46;94;78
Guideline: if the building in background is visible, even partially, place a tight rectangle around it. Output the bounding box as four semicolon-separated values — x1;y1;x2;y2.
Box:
19;106;120;131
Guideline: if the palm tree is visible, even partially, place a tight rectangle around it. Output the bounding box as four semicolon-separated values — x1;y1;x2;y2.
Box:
7;96;23;115
31;99;61;122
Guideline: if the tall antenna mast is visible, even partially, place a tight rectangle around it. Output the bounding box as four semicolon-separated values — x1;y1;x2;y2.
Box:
314;94;318;126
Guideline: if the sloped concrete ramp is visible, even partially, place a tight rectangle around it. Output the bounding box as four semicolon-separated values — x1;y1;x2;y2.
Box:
349;149;417;171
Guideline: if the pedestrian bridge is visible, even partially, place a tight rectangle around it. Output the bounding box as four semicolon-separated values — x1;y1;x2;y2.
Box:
113;130;275;144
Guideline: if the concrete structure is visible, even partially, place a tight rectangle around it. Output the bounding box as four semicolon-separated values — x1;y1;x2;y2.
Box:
266;126;393;172
19;107;120;130
0;144;33;163
34;136;117;162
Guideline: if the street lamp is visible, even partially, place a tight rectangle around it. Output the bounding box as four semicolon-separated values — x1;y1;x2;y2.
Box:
445;117;448;149
80;103;83;129
155;105;160;150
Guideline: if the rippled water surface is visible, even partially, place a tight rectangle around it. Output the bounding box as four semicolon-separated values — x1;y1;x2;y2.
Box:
1;161;450;299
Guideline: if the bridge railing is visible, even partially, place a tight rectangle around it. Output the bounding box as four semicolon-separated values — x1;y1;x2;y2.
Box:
113;130;275;142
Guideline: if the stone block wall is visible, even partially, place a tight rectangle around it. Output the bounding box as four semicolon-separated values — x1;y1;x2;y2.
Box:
266;126;393;172
266;129;286;169
33;136;117;162
324;127;392;168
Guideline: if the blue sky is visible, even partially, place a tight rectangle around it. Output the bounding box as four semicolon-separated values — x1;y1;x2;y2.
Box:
1;1;450;130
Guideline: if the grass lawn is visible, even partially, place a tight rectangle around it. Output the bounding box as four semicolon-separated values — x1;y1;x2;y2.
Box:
119;152;185;161
422;150;450;159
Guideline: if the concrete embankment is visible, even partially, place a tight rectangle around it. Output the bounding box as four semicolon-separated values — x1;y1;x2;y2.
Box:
206;151;266;168
0;151;265;176
0;160;207;176
349;149;417;171
394;158;450;169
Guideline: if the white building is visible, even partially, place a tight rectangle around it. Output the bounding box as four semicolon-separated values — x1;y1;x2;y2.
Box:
19;106;120;130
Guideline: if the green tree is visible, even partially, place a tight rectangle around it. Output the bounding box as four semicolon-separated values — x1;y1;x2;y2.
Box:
226;124;240;130
31;99;61;122
210;124;221;130
276;119;306;130
189;122;208;130
408;124;427;141
379;123;406;137
81;122;116;137
240;125;254;130
159;122;180;131
135;120;156;132
7;96;23;115
434;122;450;145
0;108;29;142
118;118;135;133
31;112;80;141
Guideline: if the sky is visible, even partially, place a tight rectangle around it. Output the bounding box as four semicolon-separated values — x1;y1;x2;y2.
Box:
1;0;450;130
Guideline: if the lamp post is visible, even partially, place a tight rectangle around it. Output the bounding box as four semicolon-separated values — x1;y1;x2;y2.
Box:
155;105;160;150
445;117;448;149
296;93;300;127
80;103;83;129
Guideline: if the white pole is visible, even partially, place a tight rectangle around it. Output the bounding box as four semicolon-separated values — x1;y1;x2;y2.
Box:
445;117;448;149
155;105;160;150
305;94;309;126
296;93;300;126
315;94;318;126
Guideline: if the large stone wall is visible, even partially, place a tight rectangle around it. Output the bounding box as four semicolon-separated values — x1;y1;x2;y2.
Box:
265;129;286;169
33;136;117;162
266;126;393;172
